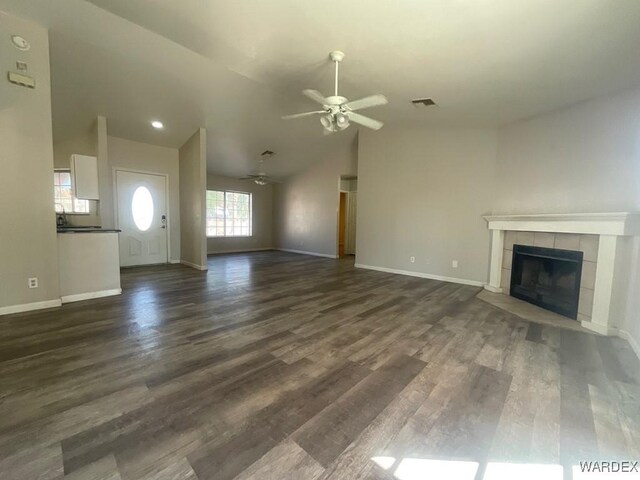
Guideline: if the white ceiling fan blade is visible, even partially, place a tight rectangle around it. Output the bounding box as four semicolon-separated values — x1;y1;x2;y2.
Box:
346;112;384;130
282;110;325;120
344;94;388;111
302;89;328;105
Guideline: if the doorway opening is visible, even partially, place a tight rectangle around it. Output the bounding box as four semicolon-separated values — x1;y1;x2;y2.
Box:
337;175;357;258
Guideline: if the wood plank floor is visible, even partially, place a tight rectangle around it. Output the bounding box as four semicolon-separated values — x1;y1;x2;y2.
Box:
0;251;638;479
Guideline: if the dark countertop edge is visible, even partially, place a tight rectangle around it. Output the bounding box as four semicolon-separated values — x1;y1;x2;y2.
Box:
57;229;121;234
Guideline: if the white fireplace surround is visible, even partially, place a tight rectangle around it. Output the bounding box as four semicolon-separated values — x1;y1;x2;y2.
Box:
483;212;640;336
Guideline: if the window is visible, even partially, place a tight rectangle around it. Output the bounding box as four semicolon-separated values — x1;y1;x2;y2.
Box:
206;190;252;237
54;170;89;214
131;186;154;231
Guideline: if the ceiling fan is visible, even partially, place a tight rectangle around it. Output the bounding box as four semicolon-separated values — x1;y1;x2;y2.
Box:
282;51;388;133
238;153;280;186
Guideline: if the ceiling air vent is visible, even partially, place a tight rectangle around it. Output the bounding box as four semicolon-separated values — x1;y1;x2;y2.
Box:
411;98;436;107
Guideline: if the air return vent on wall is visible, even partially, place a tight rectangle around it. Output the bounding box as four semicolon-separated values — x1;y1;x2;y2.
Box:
411;98;436;107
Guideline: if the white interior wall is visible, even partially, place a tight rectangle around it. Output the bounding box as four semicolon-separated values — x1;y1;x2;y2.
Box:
274;137;358;258
207;174;273;254
179;128;207;270
0;12;60;313
623;238;640;355
356;126;498;284
53;126;96;169
493;87;640;214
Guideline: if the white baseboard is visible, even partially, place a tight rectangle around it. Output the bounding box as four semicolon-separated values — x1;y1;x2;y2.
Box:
277;248;338;259
61;288;122;304
0;299;62;316
181;260;208;271
169;259;181;264
618;329;640;360
208;247;273;255
580;320;616;336
354;263;485;287
484;284;504;294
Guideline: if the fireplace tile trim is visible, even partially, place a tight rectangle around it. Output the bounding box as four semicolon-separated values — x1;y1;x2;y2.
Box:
501;233;597;322
483;212;640;336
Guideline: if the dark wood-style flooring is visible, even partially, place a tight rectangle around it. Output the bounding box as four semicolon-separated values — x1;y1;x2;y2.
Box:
0;251;638;479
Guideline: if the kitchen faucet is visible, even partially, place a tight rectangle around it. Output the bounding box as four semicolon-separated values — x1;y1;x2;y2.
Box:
55;203;68;227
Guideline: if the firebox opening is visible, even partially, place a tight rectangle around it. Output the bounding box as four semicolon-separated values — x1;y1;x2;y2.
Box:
510;244;583;319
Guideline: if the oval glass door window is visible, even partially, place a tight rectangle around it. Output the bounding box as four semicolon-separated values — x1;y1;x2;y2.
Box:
131;186;154;231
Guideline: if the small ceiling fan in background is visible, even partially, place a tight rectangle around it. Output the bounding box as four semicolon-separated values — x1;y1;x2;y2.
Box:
282;51;388;133
238;151;280;186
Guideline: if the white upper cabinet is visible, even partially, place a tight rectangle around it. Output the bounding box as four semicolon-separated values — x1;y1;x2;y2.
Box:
70;154;99;200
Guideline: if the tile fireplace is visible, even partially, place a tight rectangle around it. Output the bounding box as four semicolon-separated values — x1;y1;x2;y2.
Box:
509;244;583;319
483;212;640;336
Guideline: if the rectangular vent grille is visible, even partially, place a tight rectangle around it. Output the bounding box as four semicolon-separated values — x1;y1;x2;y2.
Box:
411;98;436;107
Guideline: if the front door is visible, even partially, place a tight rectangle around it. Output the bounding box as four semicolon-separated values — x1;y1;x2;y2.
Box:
116;170;168;266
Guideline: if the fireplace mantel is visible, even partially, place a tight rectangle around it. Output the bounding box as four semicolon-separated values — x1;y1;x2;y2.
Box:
483;212;640;336
483;212;640;236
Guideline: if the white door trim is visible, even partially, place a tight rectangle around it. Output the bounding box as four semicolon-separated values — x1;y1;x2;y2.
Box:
113;168;171;264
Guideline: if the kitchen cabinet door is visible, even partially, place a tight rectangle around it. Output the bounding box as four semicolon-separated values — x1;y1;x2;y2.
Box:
71;154;99;200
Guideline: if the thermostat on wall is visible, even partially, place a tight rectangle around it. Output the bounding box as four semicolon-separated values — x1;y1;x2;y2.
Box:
8;71;35;88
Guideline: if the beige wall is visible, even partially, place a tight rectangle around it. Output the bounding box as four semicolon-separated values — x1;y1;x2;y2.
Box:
53;126;96;169
179;128;207;269
493;86;640;357
493;87;640;214
207;175;273;254
108;136;181;262
96;116;112;228
624;238;640;355
0;12;60;312
274;137;358;257
356;126;498;284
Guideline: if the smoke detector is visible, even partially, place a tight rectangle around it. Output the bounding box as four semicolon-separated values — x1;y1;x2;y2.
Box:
11;35;30;51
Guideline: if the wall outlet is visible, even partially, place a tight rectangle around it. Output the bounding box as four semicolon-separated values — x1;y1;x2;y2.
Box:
410;256;415;263
28;277;38;288
452;260;458;268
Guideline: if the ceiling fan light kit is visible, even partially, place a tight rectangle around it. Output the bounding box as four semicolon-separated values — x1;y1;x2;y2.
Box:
282;50;387;134
238;154;279;186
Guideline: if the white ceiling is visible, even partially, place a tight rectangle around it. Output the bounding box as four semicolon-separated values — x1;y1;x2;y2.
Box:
3;0;640;177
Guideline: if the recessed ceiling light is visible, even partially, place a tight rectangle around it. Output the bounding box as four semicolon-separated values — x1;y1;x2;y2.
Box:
151;120;164;129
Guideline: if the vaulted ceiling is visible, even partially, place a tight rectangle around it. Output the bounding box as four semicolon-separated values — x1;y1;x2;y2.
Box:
3;0;640;177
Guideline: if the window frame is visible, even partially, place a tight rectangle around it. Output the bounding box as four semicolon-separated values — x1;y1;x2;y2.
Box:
53;168;90;215
206;189;253;238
